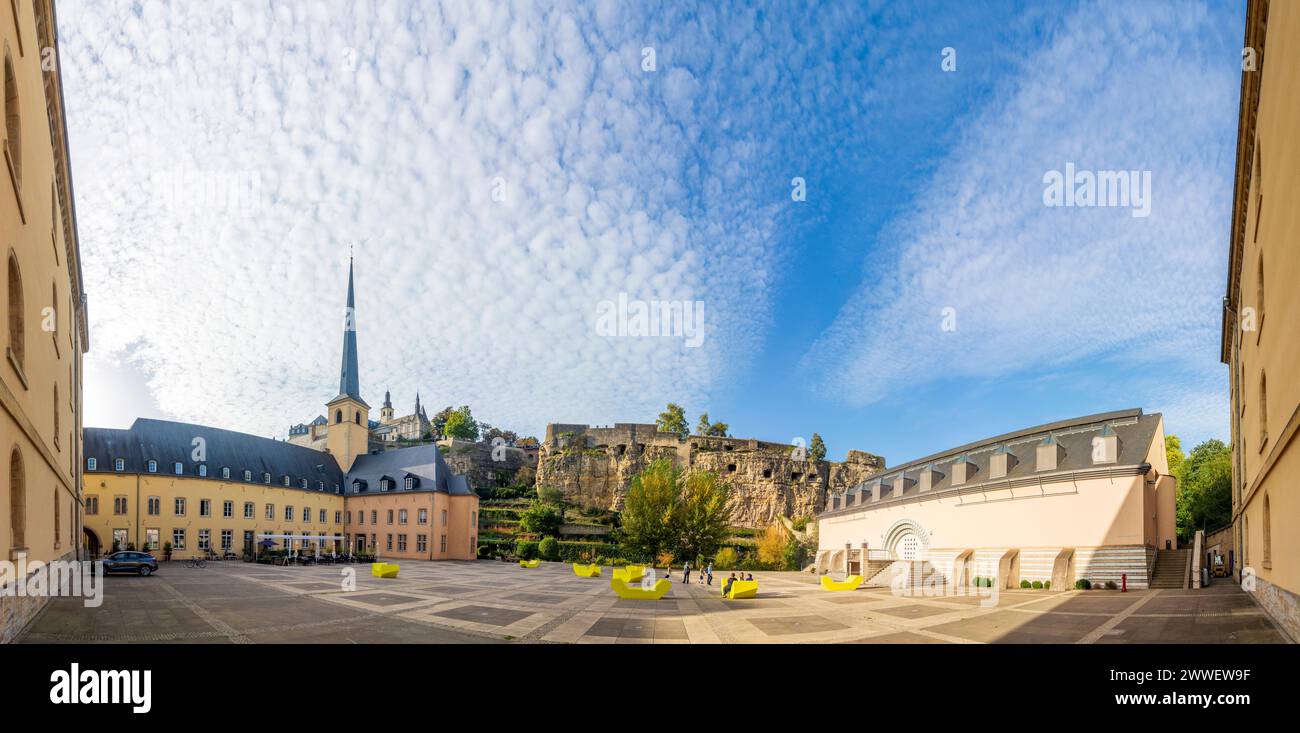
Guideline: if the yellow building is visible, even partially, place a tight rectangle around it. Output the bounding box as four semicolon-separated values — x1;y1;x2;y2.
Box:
82;260;480;562
1;0;90;643
1221;0;1299;641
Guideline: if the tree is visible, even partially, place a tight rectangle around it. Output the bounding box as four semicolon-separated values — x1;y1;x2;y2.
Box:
519;501;564;537
1165;434;1186;481
695;412;729;437
656;403;689;440
696;412;711;436
482;424;519;446
756;523;789;568
675;470;733;564
537;486;564;505
515;436;540;448
620;460;681;560
443;405;479;441
1176;439;1231;540
430;406;455;439
809;433;827;462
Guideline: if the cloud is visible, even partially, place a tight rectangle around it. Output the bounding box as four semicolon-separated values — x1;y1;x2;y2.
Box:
798;0;1237;440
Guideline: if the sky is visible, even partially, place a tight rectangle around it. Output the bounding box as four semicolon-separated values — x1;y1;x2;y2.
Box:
61;0;1244;466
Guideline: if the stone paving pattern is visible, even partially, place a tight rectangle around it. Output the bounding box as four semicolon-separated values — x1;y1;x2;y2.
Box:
17;560;1290;644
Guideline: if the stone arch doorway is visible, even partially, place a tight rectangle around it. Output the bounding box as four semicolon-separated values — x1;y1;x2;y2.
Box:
884;519;929;561
83;527;102;558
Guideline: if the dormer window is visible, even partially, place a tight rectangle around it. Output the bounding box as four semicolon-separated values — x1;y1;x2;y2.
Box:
404;476;416;490
353;479;368;493
114;458;124;471
243;469;253;481
222;467;230;479
300;478;308;489
198;464;207;477
1091;424;1120;464
379;477;393;491
86;457;97;471
282;475;290;487
892;473;915;495
263;472;271;484
318;481;324;490
1036;434;1065;472
919;464;944;491
989;445;1018;479
147;460;158;473
173;461;183;475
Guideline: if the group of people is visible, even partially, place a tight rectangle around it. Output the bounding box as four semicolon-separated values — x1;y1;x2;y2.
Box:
668;561;753;595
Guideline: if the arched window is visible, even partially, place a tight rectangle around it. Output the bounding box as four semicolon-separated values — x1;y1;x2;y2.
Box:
173;461;183;474
354;411;361;424
7;252;24;371
9;446;25;550
1257;253;1265;323
147;459;158;473
114;458;124;472
86;457;96;471
53;383;59;440
221;466;230;479
262;472;270;484
4;53;20;187
1259;371;1269;447
198;464;207;477
243;469;252;481
335;409;342;423
1263;494;1272;567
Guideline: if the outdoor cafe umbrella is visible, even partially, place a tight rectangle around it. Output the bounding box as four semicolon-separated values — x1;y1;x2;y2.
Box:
257;539;277;547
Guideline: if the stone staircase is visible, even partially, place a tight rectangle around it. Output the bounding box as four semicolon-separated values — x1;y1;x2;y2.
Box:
1149;549;1190;589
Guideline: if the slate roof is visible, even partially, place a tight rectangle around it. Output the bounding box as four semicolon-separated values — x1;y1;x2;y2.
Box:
346;443;473;496
84;419;476;497
822;408;1162;515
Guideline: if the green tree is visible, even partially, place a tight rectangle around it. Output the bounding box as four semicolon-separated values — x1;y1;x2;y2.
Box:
656;403;689;440
695;412;729;437
675;470;733;564
1176;438;1231;540
443;405;479;441
519;501;564;537
537;486;564;505
696;412;711;436
620;459;682;560
1165;434;1186;481
808;433;827;462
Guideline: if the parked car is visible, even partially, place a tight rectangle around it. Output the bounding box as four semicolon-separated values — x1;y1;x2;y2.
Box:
98;551;160;576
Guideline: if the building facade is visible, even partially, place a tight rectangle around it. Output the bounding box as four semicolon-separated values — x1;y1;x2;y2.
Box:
816;410;1177;590
1221;0;1299;641
1;0;89;643
81;261;480;563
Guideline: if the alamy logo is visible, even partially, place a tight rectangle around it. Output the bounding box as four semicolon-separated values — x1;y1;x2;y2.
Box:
0;554;103;607
595;293;705;348
49;663;152;714
1042;162;1151;218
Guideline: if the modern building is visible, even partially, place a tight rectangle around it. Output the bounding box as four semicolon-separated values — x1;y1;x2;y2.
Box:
1221;0;1298;641
81;261;480;562
1;0;90;643
816;409;1177;590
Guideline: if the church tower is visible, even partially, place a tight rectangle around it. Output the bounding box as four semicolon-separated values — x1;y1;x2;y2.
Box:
380;390;394;423
326;258;370;471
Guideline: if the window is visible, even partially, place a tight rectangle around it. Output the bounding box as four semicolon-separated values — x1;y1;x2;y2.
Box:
147;460;157;473
174;497;186;516
397;534;407;552
113;496;127;515
417;534;427;553
85;495;98;515
355;511;362;525
243;469;252;481
284;506;294;521
223;500;233;518
114;458;124;472
418;508;427;525
144;528;159;551
370;510;377;524
199;499;211;517
198;464;207;477
221;467;230;479
262;472;270;484
264;504;274;520
471;512;477;528
221;529;233;550
7;253;23;373
172;528;186;550
387;509;394;524
380;478;391;491
173;461;183;475
404;476;414;489
4;54;20;187
300;478;307;489
334;511;341;523
147;496;160;516
441;510;447;526
303;507;311;523
87;457;96;471
320;509;327;523
398;509;407;525
282;475;290;487
335;409;342;423
440;534;447;553
1263;494;1272;568
244;502;254;519
198;529;211;551
386;534;393;551
354;411;360;424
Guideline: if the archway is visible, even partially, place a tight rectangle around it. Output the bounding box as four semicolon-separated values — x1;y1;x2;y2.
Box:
883;519;929;561
83;526;102;558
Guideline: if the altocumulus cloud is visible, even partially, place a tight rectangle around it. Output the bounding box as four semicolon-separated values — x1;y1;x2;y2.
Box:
60;0;886;436
799;0;1238;442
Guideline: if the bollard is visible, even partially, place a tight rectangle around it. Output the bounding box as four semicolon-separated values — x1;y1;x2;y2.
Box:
1121;573;1127;592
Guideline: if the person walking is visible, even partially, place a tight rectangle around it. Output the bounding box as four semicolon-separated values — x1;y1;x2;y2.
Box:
683;560;691;584
706;562;713;586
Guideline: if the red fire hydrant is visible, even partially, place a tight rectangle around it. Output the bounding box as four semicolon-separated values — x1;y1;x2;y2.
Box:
1121;573;1127;592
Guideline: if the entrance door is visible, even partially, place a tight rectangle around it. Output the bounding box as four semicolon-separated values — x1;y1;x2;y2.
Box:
896;533;919;560
356;535;366;553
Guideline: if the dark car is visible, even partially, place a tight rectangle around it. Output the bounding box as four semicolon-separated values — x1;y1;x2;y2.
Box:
99;551;160;576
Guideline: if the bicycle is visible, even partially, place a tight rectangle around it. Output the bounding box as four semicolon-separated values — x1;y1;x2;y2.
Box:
183;556;208;568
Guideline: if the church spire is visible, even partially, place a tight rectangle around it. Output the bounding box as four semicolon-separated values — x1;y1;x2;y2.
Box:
337;257;362;401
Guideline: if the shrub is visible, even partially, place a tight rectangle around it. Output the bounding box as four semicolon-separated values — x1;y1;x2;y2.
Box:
713;547;739;569
1031;580;1043;589
1074;579;1091;590
515;540;538;560
1104;580;1118;590
1043;581;1051;589
538;537;559;561
537;486;565;505
1020;580;1032;589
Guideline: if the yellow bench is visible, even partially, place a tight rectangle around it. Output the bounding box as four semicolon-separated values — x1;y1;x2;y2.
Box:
610;576;671;600
572;563;601;577
723;580;758;599
611;565;646;583
371;562;399;578
820;574;863;591
519;558;541;568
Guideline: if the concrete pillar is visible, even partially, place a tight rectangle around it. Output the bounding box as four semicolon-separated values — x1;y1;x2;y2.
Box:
860;541;870;578
844;542;851;576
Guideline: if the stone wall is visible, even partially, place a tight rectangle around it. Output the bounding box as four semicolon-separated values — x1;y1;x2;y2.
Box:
437;438;538;491
536;423;885;528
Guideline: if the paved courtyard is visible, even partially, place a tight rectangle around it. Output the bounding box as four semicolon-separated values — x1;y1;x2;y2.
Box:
18;560;1290;644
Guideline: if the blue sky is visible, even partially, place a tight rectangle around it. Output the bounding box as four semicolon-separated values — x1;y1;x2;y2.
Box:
62;0;1243;466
